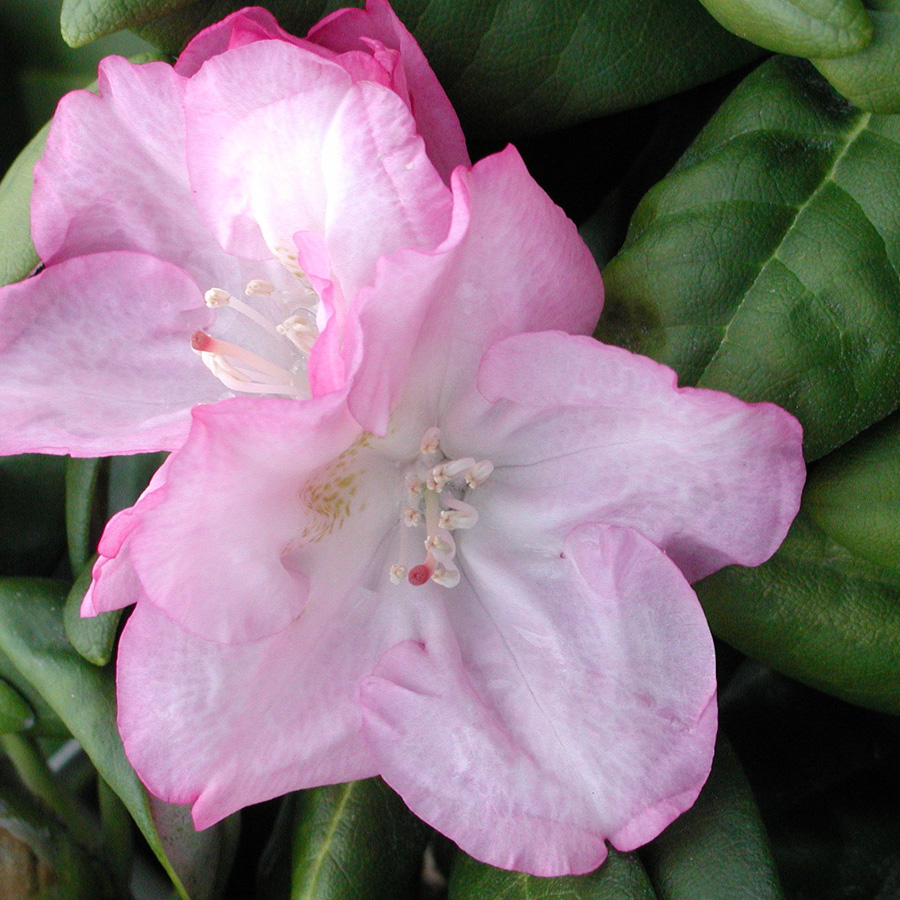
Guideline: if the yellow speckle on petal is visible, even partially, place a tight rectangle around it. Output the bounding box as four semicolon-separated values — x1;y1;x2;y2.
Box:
298;433;371;541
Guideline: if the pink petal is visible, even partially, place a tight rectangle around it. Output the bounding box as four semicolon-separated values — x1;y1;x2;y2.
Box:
123;394;398;643
174;6;390;88
347;145;604;434
83;460;171;617
309;0;470;181
183;39;451;299
174;7;306;76
116;599;390;828
0;253;223;456
31;57;234;293
448;331;805;582
361;523;717;876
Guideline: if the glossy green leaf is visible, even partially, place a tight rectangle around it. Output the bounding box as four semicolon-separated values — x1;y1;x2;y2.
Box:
599;57;900;460
126;0;761;137
696;508;900;713
804;408;900;571
260;778;431;900
106;451;166;515
814;0;900;113
696;0;872;57
65;457;103;575
642;737;784;900
97;777;134;896
0;679;34;732
0;647;67;738
449;848;657;899
64;558;120;667
0;577;227;900
0;759;116;899
0;122;43;288
0;455;67;577
60;0;199;46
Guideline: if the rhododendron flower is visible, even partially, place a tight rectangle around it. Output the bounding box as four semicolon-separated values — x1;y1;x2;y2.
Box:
0;1;466;456
0;0;806;876
82;135;806;875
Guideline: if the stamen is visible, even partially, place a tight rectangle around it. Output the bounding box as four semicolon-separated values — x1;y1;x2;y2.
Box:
432;566;460;588
389;564;407;585
420;427;441;455
277;315;318;354
466;460;494;488
391;429;495;590
245;279;275;296
424;535;452;555
204;287;231;307
204;286;280;337
429;458;476;492
439;498;478;530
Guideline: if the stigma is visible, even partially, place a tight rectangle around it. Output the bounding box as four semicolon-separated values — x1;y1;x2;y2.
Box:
390;428;492;590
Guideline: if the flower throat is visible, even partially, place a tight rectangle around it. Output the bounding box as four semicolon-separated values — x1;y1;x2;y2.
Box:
192;276;318;398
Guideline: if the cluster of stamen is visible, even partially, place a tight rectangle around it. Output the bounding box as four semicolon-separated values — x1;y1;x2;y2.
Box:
192;277;319;398
390;427;493;589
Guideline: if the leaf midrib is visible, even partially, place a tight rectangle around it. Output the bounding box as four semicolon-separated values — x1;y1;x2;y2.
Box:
294;781;356;900
696;108;873;384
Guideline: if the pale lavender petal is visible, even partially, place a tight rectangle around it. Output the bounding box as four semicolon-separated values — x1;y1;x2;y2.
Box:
32;57;235;292
175;5;390;87
309;0;470;180
83;460;171;616
347;145;603;434
445;331;806;582
361;523;717;875
183;39;450;300
117;600;387;828
0;253;223;456
174;6;305;76
124;394;400;642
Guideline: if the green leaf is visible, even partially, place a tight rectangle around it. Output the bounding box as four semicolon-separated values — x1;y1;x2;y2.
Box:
64;558;121;667
0;455;67;577
0;679;34;732
0;577;227;899
0;648;67;738
260;778;431;900
129;0;763;137
804;407;900;570
598;57;900;460
106;451;166;515
60;0;200;47
448;848;657;899
813;0;900;113
696;508;900;712
65;457;103;575
641;737;784;900
0;123;44;288
696;0;872;57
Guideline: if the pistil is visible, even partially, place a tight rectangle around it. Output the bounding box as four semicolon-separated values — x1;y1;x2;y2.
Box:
191;331;303;396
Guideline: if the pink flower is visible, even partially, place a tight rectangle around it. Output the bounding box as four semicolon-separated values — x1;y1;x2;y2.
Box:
85;140;806;874
0;2;466;456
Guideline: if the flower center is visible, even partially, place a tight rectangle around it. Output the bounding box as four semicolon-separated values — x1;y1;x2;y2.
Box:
192;276;319;398
389;427;493;589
